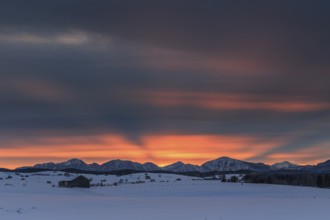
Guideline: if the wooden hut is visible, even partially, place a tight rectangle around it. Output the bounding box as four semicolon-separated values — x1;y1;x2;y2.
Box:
58;175;91;188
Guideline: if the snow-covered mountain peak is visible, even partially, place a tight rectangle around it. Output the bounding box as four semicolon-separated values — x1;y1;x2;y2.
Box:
162;161;202;172
201;156;270;172
171;161;185;166
201;157;248;171
64;158;87;166
271;161;300;170
142;162;161;171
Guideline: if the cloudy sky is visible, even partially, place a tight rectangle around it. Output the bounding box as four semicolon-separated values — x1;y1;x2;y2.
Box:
1;0;330;168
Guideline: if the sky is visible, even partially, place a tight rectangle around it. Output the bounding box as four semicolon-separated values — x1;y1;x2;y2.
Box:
0;0;330;168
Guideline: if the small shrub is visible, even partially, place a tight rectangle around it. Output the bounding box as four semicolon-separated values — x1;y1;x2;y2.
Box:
229;176;238;183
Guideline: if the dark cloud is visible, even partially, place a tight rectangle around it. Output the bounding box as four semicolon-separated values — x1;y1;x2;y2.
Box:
1;1;329;60
0;0;330;163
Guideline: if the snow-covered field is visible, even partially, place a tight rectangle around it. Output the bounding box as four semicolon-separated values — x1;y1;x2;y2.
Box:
1;171;330;220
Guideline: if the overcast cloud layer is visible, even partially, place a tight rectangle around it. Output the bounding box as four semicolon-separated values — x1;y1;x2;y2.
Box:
0;0;330;167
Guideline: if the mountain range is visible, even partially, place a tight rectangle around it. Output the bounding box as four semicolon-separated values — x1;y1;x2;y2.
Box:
17;157;330;173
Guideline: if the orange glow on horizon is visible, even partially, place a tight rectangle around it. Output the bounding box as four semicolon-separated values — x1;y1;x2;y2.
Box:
0;133;298;169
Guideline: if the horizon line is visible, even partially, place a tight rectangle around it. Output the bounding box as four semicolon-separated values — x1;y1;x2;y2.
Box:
4;156;328;170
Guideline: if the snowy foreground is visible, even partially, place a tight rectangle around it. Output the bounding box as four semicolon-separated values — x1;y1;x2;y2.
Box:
1;171;330;220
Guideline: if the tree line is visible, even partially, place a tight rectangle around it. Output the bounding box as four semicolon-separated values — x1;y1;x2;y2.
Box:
243;173;330;188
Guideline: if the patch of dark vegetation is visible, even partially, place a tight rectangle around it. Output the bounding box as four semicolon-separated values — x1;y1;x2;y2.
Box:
244;172;330;188
0;168;12;172
14;168;51;173
176;170;253;178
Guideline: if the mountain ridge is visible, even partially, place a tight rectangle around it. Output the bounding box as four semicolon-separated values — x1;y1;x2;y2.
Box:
18;156;330;173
